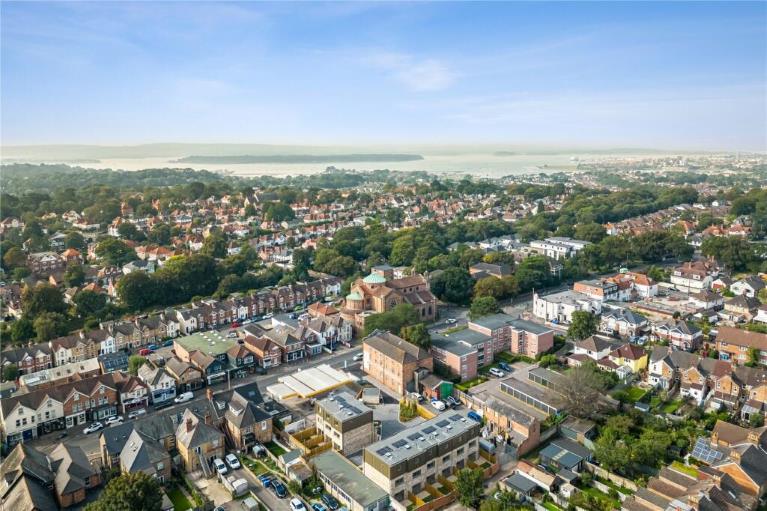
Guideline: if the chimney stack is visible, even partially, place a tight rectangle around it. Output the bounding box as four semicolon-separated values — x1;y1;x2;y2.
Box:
206;388;214;401
204;411;212;425
186;417;193;432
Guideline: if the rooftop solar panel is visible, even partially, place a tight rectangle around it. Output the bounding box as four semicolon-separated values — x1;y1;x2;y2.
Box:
436;420;450;428
423;426;436;434
392;439;408;448
408;433;422;441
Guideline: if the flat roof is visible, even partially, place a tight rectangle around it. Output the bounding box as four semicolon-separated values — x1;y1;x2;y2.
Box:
313;450;388;507
499;378;566;414
317;391;372;422
430;337;477;356
365;411;479;467
504;473;538;493
508;319;553;335
175;329;240;357
469;313;516;331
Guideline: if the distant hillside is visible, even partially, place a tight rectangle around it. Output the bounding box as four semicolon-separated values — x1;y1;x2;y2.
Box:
174;154;424;164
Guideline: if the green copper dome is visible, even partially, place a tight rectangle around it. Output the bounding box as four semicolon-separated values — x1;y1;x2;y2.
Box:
346;292;363;301
363;272;387;284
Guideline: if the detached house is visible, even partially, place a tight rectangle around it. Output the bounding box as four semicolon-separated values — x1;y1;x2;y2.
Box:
175;409;225;474
731;276;766;299
599;308;648;338
652;319;702;351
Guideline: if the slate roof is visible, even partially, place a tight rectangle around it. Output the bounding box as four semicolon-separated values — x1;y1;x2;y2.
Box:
363;330;430;364
49;443;96;496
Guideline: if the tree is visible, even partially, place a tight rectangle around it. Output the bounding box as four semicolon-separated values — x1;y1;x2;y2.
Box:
574;222;607;243
470;296;500;319
10;317;34;342
64;231;86;250
128;355;147;376
291;248;312;280
33;312;68;342
556;363;607;418
430;268;475;305
473;276;517;300
568;311;598;341
73;290;108;317
264;202;295;222
2;246;26;270
95;238;136;266
201;230;227;258
747;347;760;367
401;323;431;349
749;413;765;428
64;264;86;287
147;223;172;245
701;236;755;272
364;304;419;336
117;271;156;311
758;287;767;305
117;222;145;241
594;428;631;472
84;471;162;511
2;364;19;382
515;256;552;292
455;468;485;509
22;283;67;316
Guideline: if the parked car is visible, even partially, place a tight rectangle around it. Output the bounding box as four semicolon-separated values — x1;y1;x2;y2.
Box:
252;443;266;456
445;396;460;408
225;453;241;469
445;318;457;324
127;408;147;420
138;348;151;356
311;504;327;511
162;339;174;347
488;368;505;378
147;344;158;351
497;362;512;372
263;313;274;319
270;480;287;498
56;432;68;439
410;392;424;402
258;475;272;487
175;391;194;403
321;493;339;510
105;416;124;426
290;498;306;511
213;458;228;475
254;365;267;375
431;399;446;411
352;353;363;362
84;422;104;434
467;411;483;422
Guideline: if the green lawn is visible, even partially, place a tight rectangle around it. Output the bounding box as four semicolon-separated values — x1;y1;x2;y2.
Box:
625;386;647;403
580;485;621;509
166;486;192;511
455;376;488;391
662;400;682;414
671;460;699;478
265;441;288;457
541;502;562;511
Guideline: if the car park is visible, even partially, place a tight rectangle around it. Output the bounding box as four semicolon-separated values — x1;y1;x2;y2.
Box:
175;391;194;403
290;498;307;511
128;408;147;419
105;416;124;426
497;362;512;372
213;458;228;475
225;453;241;469
488;367;505;378
270;480;287;498
83;422;104;434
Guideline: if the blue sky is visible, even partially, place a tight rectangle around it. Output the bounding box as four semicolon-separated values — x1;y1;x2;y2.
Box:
2;1;765;150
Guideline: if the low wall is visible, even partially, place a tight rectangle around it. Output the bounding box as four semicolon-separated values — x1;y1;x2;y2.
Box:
585;461;639;492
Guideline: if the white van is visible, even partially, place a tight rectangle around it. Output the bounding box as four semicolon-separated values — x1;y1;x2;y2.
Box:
174;391;194;403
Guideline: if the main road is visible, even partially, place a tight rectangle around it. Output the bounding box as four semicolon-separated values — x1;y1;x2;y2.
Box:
28;344;363;459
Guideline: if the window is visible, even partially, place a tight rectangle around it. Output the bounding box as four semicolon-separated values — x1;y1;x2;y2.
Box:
412;470;421;478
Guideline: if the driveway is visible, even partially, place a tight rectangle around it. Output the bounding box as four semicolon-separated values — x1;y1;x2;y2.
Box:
231;463;292;511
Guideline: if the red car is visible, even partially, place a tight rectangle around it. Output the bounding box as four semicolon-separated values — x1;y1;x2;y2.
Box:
139;348;151;356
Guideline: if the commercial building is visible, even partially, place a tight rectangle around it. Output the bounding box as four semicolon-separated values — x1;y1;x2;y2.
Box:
312;450;390;511
315;392;375;456
363;412;481;505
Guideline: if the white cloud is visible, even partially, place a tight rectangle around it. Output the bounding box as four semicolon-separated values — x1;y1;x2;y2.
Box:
366;52;456;92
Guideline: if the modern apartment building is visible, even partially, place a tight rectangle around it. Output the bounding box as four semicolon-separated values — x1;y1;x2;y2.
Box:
363;412;481;507
315;391;375;456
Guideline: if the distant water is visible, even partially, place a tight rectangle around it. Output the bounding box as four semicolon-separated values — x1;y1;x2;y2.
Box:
63;153;592;178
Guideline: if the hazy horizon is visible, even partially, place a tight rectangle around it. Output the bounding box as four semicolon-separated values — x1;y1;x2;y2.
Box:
2;2;766;152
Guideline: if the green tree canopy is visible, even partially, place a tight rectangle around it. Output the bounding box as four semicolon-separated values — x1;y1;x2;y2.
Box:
470;296;500;319
84;471;162;511
568;311;598;341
